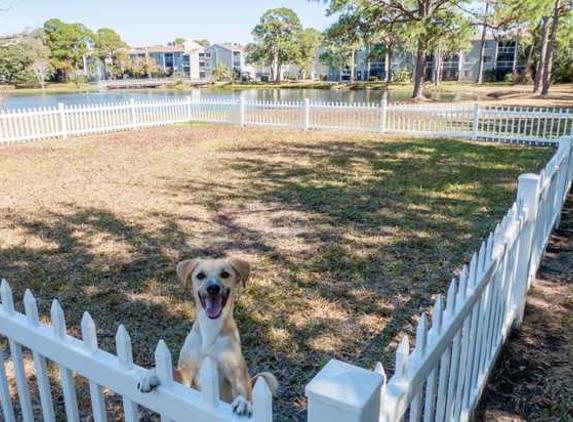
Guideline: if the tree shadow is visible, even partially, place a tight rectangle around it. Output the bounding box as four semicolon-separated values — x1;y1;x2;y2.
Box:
0;136;550;421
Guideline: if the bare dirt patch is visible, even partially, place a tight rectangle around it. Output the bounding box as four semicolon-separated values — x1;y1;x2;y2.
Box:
0;125;552;420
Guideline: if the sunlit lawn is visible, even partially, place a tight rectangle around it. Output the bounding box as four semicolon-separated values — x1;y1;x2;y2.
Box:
0;125;552;420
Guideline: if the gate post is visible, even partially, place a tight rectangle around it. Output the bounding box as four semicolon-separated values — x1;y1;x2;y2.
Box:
239;96;246;127
305;359;384;422
58;103;68;139
512;173;541;329
303;98;310;131
472;101;479;140
380;98;387;133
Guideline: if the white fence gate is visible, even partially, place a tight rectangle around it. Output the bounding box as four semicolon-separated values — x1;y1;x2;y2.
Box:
1;97;572;422
0;97;572;145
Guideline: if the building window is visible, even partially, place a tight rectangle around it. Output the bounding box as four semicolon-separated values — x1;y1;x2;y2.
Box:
165;53;174;68
484;56;491;63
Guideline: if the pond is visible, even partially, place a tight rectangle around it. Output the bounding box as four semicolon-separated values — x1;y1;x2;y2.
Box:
0;87;481;110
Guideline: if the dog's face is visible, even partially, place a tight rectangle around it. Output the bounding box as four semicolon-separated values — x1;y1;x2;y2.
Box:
177;258;249;320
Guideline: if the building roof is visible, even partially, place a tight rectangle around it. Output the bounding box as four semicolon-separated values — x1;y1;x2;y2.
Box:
214;43;246;52
130;44;185;55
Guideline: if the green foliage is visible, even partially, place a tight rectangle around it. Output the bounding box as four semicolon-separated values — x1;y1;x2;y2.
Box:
553;11;573;83
0;29;53;85
293;28;323;78
251;8;304;81
319;39;353;73
95;28;129;79
173;37;186;46
125;56;162;78
211;62;232;81
194;39;210;47
394;67;411;82
44;19;97;81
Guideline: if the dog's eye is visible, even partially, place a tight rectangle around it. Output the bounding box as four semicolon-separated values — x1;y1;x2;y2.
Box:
196;272;206;280
220;270;230;279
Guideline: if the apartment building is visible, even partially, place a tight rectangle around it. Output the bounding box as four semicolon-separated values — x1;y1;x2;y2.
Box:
129;40;206;79
204;43;255;79
328;36;522;83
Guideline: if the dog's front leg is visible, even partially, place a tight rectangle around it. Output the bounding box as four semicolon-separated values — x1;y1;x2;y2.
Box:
220;357;252;417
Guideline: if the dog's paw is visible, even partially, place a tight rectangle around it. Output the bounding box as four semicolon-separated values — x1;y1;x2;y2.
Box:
137;373;161;393
231;395;252;417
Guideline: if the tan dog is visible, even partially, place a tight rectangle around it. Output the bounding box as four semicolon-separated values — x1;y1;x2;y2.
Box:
138;258;278;417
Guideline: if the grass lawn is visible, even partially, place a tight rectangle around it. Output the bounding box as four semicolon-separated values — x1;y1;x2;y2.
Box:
0;125;552;420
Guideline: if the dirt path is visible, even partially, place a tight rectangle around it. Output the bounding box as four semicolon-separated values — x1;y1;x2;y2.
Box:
477;192;573;421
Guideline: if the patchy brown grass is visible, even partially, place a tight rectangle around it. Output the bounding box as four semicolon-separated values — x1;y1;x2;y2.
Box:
0;125;552;421
478;193;573;422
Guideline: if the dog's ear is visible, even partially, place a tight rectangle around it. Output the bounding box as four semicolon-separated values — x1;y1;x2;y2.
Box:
228;258;250;287
176;259;201;289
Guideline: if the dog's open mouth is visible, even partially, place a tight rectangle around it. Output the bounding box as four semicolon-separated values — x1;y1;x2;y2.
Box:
199;292;229;319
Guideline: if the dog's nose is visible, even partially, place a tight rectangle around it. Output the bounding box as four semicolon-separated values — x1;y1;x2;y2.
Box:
207;284;220;295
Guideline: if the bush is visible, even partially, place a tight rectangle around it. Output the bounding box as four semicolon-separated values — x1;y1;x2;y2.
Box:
503;73;513;83
394;67;411;83
368;76;379;82
484;70;496;83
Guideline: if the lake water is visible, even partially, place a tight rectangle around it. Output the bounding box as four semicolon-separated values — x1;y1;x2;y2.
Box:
0;87;480;110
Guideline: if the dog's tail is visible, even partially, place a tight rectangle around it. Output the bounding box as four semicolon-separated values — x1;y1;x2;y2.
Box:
251;372;279;395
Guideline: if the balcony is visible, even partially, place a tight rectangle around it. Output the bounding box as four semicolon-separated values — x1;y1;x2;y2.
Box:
498;46;515;54
496;60;515;69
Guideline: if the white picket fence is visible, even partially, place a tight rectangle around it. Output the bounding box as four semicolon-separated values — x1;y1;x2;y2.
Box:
0;281;273;422
0;97;572;145
1;97;573;422
306;136;573;422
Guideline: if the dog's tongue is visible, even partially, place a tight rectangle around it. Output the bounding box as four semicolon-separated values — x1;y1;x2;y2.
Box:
204;295;223;319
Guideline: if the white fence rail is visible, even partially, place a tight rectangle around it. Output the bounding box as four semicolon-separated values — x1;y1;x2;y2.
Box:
0;282;273;422
1;97;573;422
306;137;573;422
1;97;572;145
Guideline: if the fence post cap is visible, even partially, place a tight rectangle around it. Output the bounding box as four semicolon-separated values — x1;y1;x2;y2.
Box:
305;359;384;414
518;173;541;183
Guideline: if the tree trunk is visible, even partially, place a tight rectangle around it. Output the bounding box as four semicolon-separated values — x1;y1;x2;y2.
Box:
386;46;393;83
476;2;490;84
524;40;535;83
275;61;282;83
512;29;521;83
541;0;561;95
412;40;426;100
349;49;355;83
533;16;550;93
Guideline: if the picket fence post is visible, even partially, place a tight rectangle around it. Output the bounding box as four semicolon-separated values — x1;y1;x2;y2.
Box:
305;359;384;422
58;102;68;139
303;98;310;131
239;97;246;127
186;95;193;122
512;173;541;329
130;99;138;130
472;101;479;140
380;98;387;133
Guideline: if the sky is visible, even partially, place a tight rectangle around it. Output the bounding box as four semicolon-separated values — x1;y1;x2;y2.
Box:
1;0;336;47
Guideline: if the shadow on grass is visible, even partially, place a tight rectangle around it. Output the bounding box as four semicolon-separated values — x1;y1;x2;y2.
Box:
0;136;551;421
